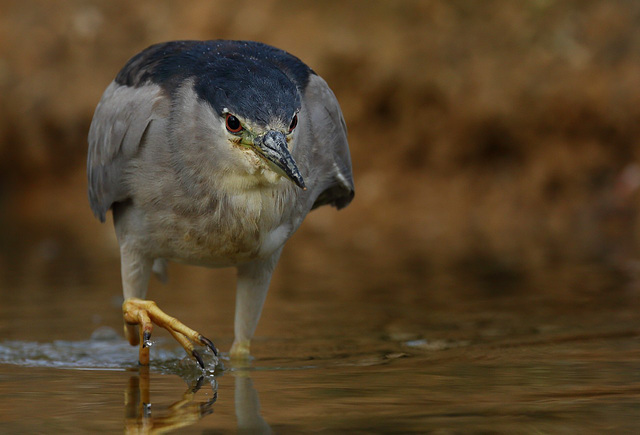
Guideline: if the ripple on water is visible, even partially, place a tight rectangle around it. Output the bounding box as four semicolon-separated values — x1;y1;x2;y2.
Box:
0;326;222;379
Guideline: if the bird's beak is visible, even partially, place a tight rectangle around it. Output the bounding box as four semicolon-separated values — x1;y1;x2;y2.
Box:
253;131;306;189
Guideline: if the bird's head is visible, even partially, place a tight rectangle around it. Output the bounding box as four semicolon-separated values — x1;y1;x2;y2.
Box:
220;108;306;190
192;51;307;190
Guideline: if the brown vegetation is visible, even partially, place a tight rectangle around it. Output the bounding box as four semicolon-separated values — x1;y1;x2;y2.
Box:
2;0;640;293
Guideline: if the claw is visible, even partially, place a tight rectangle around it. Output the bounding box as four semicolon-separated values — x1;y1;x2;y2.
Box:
200;336;218;356
123;298;218;367
192;349;205;369
200;403;214;417
203;391;218;409
191;376;205;394
142;331;151;348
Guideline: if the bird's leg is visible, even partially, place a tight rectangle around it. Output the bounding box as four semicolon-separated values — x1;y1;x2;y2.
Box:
230;249;281;359
119;246;152;350
123;298;218;367
119;246;217;367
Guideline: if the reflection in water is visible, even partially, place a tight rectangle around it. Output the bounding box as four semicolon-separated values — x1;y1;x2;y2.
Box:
234;373;271;434
1;234;640;432
0;335;272;432
124;364;271;434
125;367;217;434
1;324;640;432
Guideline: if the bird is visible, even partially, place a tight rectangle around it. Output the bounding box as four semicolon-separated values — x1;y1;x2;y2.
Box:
87;40;354;368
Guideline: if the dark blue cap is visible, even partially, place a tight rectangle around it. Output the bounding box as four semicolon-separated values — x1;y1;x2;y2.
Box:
115;40;314;126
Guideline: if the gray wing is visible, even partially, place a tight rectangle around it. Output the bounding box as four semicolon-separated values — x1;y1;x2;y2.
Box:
87;82;167;222
303;74;355;210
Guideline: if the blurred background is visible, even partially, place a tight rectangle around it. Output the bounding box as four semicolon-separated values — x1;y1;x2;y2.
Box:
3;3;640;431
1;0;640;330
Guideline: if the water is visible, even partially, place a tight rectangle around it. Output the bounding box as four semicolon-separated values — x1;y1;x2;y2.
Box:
1;329;639;432
1;244;640;432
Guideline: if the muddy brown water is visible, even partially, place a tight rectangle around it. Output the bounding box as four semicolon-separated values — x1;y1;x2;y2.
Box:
0;245;639;433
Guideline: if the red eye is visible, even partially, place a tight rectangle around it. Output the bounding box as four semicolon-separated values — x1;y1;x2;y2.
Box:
289;114;298;133
225;114;243;133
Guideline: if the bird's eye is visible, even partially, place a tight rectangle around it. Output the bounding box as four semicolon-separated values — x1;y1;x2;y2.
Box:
225;114;243;133
288;114;298;133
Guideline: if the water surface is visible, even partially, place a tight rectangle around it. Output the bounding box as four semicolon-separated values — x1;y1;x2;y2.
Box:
0;245;639;432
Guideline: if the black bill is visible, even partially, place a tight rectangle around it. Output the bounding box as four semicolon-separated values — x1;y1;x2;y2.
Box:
253;130;306;189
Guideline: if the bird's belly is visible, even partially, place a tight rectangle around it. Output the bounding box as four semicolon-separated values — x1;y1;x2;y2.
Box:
169;221;264;266
146;200;291;267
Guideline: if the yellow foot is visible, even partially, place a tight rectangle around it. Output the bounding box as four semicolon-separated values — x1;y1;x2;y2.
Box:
123;297;218;368
229;339;251;359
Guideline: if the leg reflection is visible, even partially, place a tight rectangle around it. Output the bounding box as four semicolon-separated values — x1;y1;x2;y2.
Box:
125;367;217;433
235;372;271;433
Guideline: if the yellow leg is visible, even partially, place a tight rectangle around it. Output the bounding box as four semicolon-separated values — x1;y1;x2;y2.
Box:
123;297;217;368
229;339;251;359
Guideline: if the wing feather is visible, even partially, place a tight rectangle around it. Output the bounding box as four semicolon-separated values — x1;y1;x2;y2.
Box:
303;74;355;210
87;82;167;221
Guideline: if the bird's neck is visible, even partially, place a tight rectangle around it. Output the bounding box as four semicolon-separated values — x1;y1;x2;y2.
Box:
217;167;288;195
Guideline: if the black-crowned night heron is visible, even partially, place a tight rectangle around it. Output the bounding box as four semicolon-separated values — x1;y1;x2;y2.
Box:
87;40;354;367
